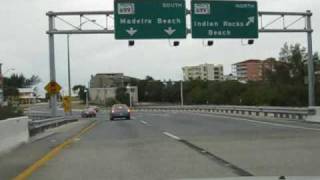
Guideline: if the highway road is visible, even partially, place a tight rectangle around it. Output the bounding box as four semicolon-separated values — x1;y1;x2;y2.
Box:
5;110;320;179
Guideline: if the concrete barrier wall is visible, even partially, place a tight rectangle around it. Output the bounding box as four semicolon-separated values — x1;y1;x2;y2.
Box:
135;106;313;121
0;117;30;155
306;107;320;123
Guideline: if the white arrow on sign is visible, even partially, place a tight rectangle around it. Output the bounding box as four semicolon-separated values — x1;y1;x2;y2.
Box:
164;27;176;36
126;27;137;36
246;16;255;26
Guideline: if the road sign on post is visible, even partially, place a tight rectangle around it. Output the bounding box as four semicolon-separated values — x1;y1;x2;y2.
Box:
45;81;62;96
191;0;258;39
114;0;187;39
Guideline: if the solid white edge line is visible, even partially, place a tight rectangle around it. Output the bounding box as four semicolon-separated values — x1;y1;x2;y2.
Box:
163;132;181;140
194;113;320;132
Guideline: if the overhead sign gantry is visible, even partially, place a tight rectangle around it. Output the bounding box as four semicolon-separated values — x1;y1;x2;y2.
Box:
46;1;315;116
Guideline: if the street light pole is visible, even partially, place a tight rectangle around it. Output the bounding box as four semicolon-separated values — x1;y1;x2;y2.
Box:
126;85;132;108
180;80;184;106
67;34;72;114
66;19;96;112
85;89;89;108
86;81;90;108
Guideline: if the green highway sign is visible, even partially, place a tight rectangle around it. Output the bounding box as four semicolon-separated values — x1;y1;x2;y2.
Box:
114;0;186;39
191;0;258;39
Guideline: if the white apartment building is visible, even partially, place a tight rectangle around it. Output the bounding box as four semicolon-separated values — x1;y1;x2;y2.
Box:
182;64;224;81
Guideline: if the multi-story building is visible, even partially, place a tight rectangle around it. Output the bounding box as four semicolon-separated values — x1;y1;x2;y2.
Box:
232;59;262;82
90;73;135;88
223;74;237;81
232;59;276;82
89;73;139;105
182;64;224;81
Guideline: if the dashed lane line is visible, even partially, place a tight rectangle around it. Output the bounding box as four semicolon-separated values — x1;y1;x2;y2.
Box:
140;120;148;125
163;132;181;140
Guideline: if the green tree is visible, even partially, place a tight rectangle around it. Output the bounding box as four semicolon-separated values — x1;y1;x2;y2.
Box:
72;85;87;104
144;80;164;102
116;87;129;105
162;80;180;103
3;74;41;100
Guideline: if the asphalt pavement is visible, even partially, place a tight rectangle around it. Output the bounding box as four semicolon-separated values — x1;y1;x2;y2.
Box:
5;110;320;179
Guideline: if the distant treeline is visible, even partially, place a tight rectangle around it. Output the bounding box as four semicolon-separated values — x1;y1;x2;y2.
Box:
119;43;320;107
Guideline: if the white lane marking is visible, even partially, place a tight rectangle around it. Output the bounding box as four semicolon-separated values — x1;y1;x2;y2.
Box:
140;120;148;125
163;132;181;140
195;113;320;132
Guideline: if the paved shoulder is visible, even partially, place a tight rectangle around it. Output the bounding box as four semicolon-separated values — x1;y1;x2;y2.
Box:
0;119;94;180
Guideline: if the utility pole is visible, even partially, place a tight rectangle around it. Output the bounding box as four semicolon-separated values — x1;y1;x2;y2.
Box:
180;80;184;106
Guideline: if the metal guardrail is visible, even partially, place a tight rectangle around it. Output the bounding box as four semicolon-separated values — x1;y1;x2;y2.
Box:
25;111;56;120
29;117;78;136
135;105;315;121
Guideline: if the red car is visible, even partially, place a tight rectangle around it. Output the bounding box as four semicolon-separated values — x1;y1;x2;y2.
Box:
81;108;97;118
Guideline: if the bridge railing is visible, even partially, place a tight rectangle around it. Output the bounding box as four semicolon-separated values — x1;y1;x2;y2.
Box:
135;105;315;121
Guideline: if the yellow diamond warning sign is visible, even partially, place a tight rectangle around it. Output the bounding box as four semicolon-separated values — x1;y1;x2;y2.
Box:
45;81;62;95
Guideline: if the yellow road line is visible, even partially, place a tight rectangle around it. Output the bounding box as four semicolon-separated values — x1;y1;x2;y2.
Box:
14;121;97;180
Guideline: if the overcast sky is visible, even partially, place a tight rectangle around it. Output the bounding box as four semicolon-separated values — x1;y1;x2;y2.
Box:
0;0;319;95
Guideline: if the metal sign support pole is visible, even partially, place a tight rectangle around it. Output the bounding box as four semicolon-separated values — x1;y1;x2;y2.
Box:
48;13;57;116
306;10;315;107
